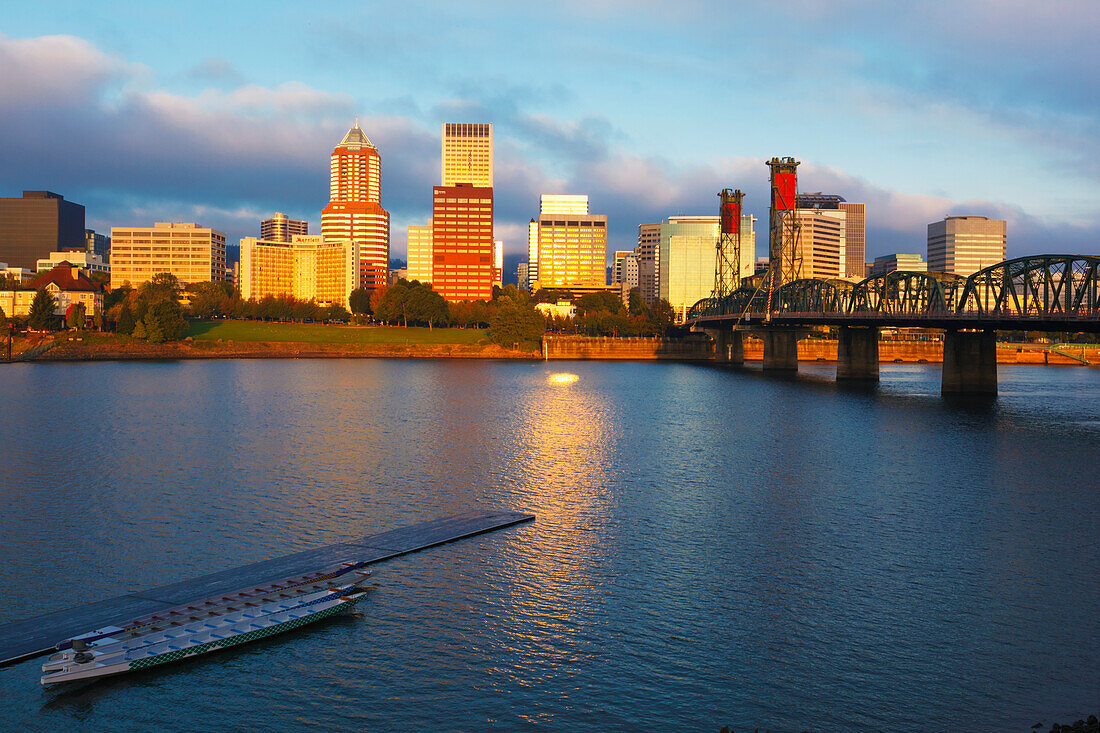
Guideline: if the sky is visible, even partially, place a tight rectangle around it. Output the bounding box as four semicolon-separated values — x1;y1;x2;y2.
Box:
1;0;1098;269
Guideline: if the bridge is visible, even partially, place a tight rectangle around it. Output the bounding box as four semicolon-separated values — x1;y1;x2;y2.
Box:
683;255;1100;394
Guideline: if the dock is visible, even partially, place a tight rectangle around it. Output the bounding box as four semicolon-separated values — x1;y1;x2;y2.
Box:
0;510;534;667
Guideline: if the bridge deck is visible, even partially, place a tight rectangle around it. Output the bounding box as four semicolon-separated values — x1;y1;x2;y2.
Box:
688;312;1100;332
0;510;534;667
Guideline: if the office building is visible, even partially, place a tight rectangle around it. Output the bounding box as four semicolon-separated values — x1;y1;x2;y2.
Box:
109;222;227;289
870;253;927;276
517;262;529;290
534;195;606;289
431;184;495;301
261;212;308;243
441;123;493;186
0;191;86;269
612;251;633;283
406;225;433;284
636;223;662;304
796;193;865;277
239;235;359;309
85;229;110;258
927;216;1006;276
527;220;539;289
493;240;503;288
321;123;390;290
658;215;755;321
792;208;847;279
37;250;109;276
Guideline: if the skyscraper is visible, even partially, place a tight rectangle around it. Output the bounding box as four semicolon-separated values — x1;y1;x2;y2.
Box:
796;193;865;278
658;215;755;321
792;208;847;279
431;184;495;301
927;216;1006;276
406;225;433;284
441;123;493;186
527;219;539;290
321;122;390;290
0;191;86;269
261;212;308;243
635;223;662;305
534;195;606;288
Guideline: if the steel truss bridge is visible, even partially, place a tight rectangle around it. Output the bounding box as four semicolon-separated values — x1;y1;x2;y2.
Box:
685;255;1100;332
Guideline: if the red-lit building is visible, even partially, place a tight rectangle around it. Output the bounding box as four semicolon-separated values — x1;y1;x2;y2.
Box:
431;184;494;301
321;123;390;290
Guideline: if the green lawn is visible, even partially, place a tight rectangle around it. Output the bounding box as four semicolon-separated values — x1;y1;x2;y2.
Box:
185;320;490;345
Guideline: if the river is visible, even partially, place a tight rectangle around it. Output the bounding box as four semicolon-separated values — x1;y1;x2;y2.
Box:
0;360;1097;731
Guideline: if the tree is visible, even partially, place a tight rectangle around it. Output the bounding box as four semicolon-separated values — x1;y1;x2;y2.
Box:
326;304;350;322
28;289;57;331
116;301;136;335
104;284;132;312
0;304;7;330
348;287;372;316
577;290;624;315
647;299;675;336
66;302;87;330
141;300;187;343
489;299;544;347
628;287;646;315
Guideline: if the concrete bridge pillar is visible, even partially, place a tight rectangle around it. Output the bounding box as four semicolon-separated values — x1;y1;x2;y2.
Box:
836;326;880;381
942;329;998;395
762;329;799;371
710;328;744;365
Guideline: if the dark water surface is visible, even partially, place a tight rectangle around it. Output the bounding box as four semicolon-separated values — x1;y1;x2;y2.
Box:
0;360;1097;731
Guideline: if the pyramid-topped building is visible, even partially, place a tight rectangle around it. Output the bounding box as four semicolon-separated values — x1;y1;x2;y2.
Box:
321;121;390;290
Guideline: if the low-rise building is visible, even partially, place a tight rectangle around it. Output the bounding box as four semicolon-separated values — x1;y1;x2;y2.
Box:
535;301;576;319
0;263;104;320
870;253;927;276
239;235;359;309
37;250;109;276
110;222;227;289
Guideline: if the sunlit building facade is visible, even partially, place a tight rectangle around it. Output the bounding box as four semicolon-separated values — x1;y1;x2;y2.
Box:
792;208;847;279
441;123;493;187
321;123;390;290
927;215;1006;276
110;222;227;289
527;219;539;289
534;195;606;289
658;215;755;321
239;235;359;309
406;225;433;284
870;253;927;276
261;212;308;243
431;184;495;301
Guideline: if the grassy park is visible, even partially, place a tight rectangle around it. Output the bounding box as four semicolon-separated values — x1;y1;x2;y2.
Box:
185;320;490;345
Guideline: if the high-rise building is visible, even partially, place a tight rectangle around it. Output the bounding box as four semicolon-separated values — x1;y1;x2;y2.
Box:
658;215;755;321
870;253;927;276
517;262;529;290
441;123;493;187
534;195;607;288
84;229;110;258
927;216;1006;276
321;123;390;290
239;235;359;309
493;240;503;288
0;191;86;269
791;208;847;279
612;250;634;283
636;223;662;304
261;212;308;243
431;184;495;301
406;225;433;284
109;222;227;289
527;219;539;290
796;194;865;277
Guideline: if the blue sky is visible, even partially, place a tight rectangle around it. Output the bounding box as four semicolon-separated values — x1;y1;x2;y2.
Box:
1;1;1097;264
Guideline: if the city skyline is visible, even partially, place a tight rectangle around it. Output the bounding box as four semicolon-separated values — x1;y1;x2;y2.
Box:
0;3;1097;264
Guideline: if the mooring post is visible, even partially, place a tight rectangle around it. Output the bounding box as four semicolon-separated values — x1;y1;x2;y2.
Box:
836;326;880;381
941;329;997;395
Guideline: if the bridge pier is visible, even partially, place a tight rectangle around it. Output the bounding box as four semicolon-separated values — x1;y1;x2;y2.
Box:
942;329;997;395
762;329;800;371
836;326;880;381
709;328;744;365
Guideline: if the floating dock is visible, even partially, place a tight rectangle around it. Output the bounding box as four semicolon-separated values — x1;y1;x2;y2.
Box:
0;510;534;667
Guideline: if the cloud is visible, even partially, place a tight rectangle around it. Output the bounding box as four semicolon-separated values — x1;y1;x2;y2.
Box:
184;58;244;85
0;31;1093;266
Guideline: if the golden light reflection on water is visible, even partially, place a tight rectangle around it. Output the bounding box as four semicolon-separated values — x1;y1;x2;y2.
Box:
501;368;617;660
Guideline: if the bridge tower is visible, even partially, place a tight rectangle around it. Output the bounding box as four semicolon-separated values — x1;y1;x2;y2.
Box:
713;189;745;300
765;157;803;316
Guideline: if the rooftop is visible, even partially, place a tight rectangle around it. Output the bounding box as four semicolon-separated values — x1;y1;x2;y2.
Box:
338;122;375;151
